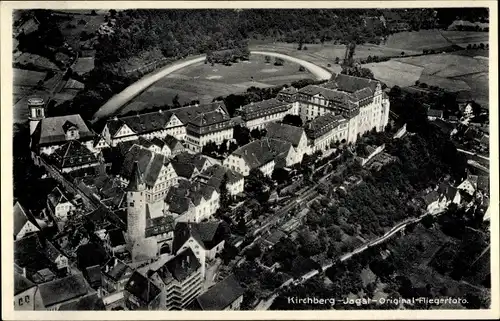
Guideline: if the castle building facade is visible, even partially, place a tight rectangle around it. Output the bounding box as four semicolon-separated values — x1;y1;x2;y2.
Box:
184;106;234;153
101;102;233;150
236;98;299;131
296;73;390;144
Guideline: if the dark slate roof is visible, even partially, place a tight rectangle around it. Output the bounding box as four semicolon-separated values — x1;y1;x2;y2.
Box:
58;292;106;310
32;114;94;146
106;102;227;137
76;242;109;270
101;187;126;209
329;73;380;93
14;234;54;272
120;145;167;188
47;187;71;210
305;113;347;140
37;273;89;308
139;136;156;148
50;140;99;169
231;138;292;169
14;201;39;236
150;137;165;148
196;164;243;191
126;161;145;192
172;221;228;254
432;119;455;136
125;271;161;304
266;122;305;147
479;135;489;146
154;248;201;284
188;109;229;127
352;87;374;101
298;85;358;110
163;134;183;151
106;112;171;137
264;229;287;246
477;175;489;192
62;120;77;133
174;101;228;125
171;152;207;179
239;98;292;121
188;274;244;310
115;140;139;158
438;183;458;201
84;265;102;288
15;233;66;267
422;191;440;206
102;257;133;282
14;271;36;295
164;189;192;215
80;175;126;209
468;174;479;186
32;268;56;284
108;228;126;247
427;109;444;118
44;239;65;263
145;215;174;238
165;180;216;211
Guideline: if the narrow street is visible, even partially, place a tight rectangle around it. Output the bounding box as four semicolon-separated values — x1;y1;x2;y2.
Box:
457;148;490;161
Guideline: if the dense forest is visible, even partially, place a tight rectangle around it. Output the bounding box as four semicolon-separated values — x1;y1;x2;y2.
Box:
17;8;488;122
96;9;389;66
93;8;487;65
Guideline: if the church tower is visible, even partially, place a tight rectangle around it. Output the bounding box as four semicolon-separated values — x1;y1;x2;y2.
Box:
28;97;46;136
126;161;146;242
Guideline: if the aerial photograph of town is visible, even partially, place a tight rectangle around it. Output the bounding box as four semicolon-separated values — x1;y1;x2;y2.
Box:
8;4;494;314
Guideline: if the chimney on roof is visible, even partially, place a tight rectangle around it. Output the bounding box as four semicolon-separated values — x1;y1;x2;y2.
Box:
186;254;190;264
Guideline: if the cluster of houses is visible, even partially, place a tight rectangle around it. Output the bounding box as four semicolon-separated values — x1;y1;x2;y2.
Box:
15;73;392;311
420;172;490;219
427;101;489;154
14;197;245;311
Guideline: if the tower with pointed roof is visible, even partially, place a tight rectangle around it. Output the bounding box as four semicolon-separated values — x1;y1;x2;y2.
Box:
127;161;147;242
28;97;45;137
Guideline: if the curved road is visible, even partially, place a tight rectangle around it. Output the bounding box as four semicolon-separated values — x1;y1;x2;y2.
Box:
91;51;332;123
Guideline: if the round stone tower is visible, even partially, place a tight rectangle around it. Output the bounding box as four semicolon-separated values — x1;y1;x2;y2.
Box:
126;161;147;243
